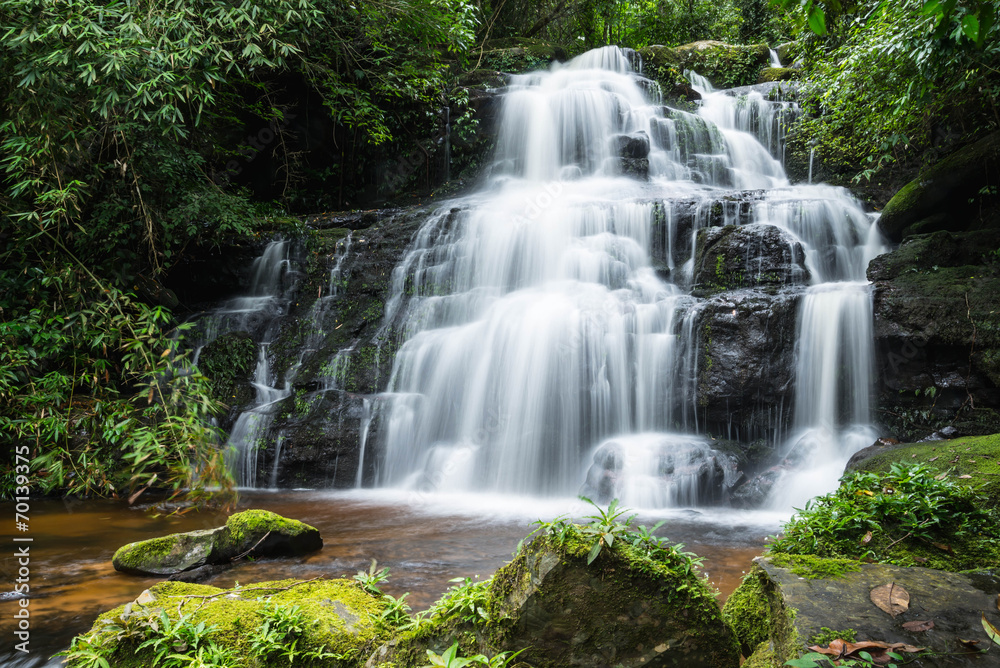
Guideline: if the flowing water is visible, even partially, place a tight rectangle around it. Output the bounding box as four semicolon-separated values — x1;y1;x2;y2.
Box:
375;47;884;508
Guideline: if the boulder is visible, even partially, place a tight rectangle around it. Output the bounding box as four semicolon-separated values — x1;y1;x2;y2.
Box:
77;578;385;666
640;41;770;90
112;509;322;576
367;527;740;668
198;330;258;425
693;224;810;293
878;131;1000;242
725;555;1000;667
614;131;651;159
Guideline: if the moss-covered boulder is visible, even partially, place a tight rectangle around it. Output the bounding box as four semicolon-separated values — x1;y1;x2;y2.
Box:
485;532;739;667
878;131;1000;242
847;433;1000;509
640;41;770;90
724;556;1000;667
756;67;797;83
71;578;386;667
478;37;571;73
112;509;322;576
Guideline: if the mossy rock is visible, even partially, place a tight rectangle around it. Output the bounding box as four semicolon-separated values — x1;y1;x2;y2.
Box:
640;41;769;90
486;531;739;667
692;224;809;295
479;37;571;74
847;433;1000;509
77;578;386;667
725;557;1000;667
878;130;1000;242
199;330;257;407
757;67;797;83
112;509;322;576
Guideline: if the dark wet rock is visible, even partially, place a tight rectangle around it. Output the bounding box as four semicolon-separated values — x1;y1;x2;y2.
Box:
112;509;322;576
620;157;649;179
729;467;784;508
878;131;1000;242
614;131;651;159
727;556;1000;667
696;287;801;445
869;230;1000;441
693;224;810;294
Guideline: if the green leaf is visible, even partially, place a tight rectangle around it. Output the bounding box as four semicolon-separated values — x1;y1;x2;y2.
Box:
983;613;1000;646
587;541;602;565
962;13;980;41
921;0;940;15
807;4;827;35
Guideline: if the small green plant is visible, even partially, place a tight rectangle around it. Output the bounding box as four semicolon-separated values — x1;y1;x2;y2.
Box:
354;558;391;595
428;576;491;624
248;602;311;664
422;642;525;668
136;611;217;667
376;592;412;630
579;496;637;564
786;650;903;668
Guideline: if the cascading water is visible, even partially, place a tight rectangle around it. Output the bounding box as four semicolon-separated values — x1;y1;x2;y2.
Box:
195;241;297;487
364;45;884;509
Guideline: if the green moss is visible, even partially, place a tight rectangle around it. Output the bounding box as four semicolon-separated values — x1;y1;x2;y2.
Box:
81;578;387;668
743;641;781;668
112;535;183;571
722;569;772;656
768;554;862;580
217;509;315;555
808;627;857;645
199;331;258;405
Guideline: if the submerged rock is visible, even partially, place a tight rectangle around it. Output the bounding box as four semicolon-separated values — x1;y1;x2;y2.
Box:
112;509;322;576
725;555;1000;667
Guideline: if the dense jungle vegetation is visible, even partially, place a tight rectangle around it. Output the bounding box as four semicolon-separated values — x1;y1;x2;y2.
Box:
2;0;998;501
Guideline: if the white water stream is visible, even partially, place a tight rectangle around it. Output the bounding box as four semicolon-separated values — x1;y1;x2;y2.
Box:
370;46;885;510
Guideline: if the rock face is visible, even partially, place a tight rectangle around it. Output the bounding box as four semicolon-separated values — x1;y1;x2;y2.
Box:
878;131;1000;242
726;556;1000;667
693;224;810;294
640;41;770;90
112;509;322;576
756;67;797;83
80;578;385;667
868;229;1000;441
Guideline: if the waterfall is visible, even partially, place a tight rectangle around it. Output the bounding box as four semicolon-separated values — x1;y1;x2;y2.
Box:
194;241;297;487
363;46;884;508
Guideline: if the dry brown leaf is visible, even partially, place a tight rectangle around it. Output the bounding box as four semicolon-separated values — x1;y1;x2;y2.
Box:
913;556;928;564
931;542;954;553
928;456;939;461
861;530;873;545
871;582;910;617
934;473;947;480
958;474;973;479
902;620;934;632
958;638;981;648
